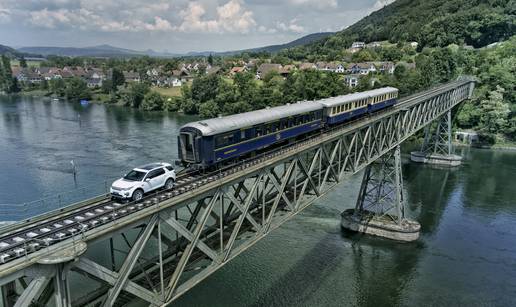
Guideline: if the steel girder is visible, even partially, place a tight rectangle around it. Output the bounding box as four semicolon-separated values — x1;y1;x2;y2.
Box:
355;146;405;224
420;110;454;155
0;80;475;306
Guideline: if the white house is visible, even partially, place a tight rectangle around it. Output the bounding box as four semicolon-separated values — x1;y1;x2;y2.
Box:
351;42;366;49
171;78;182;87
334;64;346;73
344;75;360;88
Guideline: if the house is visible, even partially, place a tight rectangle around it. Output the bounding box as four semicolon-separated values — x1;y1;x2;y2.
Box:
299;62;316;70
230;66;247;75
344;74;360;88
27;72;42;83
11;67;26;82
347;62;377;75
206;66;221;75
349;42;366;53
334;63;346;73
366;42;381;48
409;42;419;48
60;71;74;79
377;61;395;74
123;71;141;83
351;42;366;49
86;78;102;88
279;65;296;77
256;64;282;79
172;69;192;83
146;68;161;77
171;78;182;87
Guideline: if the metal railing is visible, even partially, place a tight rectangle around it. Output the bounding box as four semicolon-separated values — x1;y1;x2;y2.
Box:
0;178;118;221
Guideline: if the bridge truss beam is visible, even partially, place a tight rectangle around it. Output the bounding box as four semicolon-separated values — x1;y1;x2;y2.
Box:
0;80;475;306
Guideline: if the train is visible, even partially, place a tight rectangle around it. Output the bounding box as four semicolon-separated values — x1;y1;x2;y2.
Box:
178;87;399;169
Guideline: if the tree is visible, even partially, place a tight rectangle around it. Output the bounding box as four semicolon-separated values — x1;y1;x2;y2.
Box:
49;78;66;97
207;54;214;65
20;57;27;68
111;68;125;91
479;86;510;134
0;56;13;93
65;78;92;101
140;91;165;111
199;100;220;118
191;74;221;104
123;82;150;108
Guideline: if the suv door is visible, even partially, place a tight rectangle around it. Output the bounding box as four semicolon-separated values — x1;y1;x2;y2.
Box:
146;168;166;190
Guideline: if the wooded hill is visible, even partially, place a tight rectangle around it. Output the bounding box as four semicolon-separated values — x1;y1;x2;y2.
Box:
283;0;515;59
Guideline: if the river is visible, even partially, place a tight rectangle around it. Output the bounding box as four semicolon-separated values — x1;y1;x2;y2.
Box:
1;95;515;306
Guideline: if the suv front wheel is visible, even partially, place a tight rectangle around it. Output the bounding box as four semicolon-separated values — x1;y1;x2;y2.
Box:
165;178;174;190
132;189;144;201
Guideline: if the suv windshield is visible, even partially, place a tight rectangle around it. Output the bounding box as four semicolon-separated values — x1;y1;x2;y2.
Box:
124;170;146;181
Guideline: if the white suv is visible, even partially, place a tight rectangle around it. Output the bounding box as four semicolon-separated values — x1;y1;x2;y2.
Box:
110;162;176;201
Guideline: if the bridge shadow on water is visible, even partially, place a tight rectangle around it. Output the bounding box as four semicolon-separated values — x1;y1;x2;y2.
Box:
248;165;457;307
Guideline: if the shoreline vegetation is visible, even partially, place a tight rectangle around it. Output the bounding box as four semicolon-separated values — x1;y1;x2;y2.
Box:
1;37;514;147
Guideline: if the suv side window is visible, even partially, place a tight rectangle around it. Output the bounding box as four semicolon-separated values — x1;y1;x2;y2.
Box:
166;166;173;171
147;168;165;179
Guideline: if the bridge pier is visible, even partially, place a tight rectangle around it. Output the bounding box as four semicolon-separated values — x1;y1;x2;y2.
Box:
341;146;420;242
411;110;461;166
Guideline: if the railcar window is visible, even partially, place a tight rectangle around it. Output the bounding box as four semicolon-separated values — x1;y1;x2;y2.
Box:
256;126;262;137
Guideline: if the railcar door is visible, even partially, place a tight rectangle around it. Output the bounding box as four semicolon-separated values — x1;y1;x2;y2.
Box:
180;132;197;163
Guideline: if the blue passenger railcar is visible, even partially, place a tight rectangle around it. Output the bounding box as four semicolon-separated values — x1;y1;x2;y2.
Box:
320;87;399;125
178;102;324;168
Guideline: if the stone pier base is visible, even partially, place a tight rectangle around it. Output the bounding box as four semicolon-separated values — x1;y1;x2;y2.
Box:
341;209;420;242
410;151;462;166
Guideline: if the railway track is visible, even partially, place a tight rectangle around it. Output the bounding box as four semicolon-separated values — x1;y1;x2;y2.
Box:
0;80;467;265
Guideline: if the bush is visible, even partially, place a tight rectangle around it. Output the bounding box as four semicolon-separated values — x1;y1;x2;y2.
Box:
140;91;165;111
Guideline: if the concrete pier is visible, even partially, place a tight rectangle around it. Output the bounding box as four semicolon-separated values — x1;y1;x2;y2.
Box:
341;209;420;242
410;151;462;166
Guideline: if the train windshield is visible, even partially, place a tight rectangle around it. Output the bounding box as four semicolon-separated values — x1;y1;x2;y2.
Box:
180;132;196;162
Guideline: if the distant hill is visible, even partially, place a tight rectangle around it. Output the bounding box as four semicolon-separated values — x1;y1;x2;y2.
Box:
14;32;334;58
16;44;180;58
288;0;515;56
235;32;334;54
0;44;41;58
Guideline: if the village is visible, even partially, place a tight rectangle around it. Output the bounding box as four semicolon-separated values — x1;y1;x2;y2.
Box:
8;41;418;96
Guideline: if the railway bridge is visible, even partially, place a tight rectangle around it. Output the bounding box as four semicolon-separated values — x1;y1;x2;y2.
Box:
0;78;475;306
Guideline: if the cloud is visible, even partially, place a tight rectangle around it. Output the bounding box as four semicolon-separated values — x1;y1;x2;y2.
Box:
372;0;395;11
289;0;338;10
177;0;256;33
26;6;174;32
0;6;11;23
276;19;305;33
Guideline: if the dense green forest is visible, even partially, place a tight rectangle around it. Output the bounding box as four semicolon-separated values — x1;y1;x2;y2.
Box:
281;0;515;61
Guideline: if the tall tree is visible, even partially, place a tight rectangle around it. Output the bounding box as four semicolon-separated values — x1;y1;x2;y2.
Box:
111;68;125;91
20;57;27;68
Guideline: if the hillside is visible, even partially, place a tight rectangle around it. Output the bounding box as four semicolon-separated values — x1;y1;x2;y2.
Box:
17;45;166;58
286;0;515;57
241;32;334;54
14;32;333;58
0;44;41;58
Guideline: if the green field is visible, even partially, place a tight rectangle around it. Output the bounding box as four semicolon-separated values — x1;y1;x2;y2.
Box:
152;86;182;97
10;60;42;68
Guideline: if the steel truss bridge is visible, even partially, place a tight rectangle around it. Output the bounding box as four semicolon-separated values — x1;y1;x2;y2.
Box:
0;79;475;306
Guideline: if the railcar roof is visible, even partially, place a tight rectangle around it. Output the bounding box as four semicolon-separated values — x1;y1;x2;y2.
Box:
181;101;323;136
318;87;398;107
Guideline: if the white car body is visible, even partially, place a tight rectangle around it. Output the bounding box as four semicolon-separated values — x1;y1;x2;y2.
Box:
110;162;176;200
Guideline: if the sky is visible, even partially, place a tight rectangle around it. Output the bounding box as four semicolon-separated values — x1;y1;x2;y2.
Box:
0;0;395;53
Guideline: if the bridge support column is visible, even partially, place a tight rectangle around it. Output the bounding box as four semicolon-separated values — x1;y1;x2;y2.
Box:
410;110;461;166
341;146;420;242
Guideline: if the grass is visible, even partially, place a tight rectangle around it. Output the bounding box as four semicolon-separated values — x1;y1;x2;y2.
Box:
10;60;41;68
152;86;182;98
